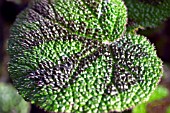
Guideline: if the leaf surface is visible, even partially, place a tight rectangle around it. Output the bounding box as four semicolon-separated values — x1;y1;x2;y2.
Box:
8;0;163;112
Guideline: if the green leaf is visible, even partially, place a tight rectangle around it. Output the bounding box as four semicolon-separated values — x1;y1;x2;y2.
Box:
8;0;127;56
0;83;30;113
8;0;162;112
166;106;170;113
133;85;169;113
124;0;170;28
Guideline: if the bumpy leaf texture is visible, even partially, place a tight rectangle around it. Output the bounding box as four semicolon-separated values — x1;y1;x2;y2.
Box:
8;0;162;112
124;0;170;28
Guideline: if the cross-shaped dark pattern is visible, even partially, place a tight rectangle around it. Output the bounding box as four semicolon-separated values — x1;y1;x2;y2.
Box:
8;0;162;112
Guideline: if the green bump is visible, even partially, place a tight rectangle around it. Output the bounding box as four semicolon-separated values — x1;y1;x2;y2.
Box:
8;0;163;112
124;0;170;28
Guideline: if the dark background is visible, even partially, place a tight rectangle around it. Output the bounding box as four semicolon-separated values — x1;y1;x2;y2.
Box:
0;0;170;113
